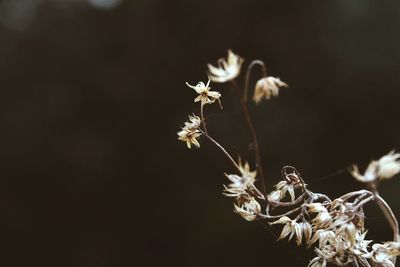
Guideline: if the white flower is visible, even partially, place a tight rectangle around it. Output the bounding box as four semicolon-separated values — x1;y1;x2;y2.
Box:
233;197;261;221
186;79;221;104
253;76;288;104
207;50;244;83
351;151;400;183
177;115;202;148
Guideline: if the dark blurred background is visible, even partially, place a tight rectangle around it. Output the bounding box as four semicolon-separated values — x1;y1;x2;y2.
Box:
0;0;400;266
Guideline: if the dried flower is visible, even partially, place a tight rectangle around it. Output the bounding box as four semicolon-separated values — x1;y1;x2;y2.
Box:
368;242;400;267
310;229;335;247
271;216;306;246
308;203;332;229
207;50;244;83
267;180;296;203
186;79;221;104
253;76;288;104
351;151;400;183
233;197;261;221
224;160;263;199
177;115;202;148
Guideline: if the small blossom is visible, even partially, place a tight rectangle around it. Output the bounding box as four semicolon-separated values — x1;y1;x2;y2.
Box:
186;79;221;104
233;197;261;221
253;76;288;104
177;115;202;148
207;50;244;83
351;151;400;183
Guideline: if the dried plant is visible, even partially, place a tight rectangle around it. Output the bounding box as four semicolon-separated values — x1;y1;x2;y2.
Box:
177;50;400;267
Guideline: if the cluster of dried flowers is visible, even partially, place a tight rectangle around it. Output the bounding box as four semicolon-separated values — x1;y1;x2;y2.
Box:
177;50;400;267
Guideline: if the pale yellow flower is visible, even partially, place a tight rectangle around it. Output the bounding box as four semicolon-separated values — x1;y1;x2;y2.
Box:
253;76;288;104
186;79;221;104
207;50;244;83
351;151;400;183
177;115;202;148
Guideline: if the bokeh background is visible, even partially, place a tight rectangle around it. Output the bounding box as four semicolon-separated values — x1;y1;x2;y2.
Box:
0;0;400;266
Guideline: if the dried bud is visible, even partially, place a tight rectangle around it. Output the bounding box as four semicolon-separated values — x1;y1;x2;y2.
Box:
253;76;288;104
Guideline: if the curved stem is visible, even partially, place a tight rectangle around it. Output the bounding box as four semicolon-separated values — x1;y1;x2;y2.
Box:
372;190;399;242
268;192;307;207
353;195;374;211
239;99;267;195
263;205;304;220
243;60;267;102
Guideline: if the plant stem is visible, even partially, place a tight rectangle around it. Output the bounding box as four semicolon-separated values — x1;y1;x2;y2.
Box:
200;103;208;135
231;60;268;196
243;60;267;103
199;129;241;173
371;189;400;242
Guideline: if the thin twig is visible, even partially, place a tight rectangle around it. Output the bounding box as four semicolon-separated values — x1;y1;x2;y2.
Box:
199;129;241;173
371;189;400;242
200;103;208;134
